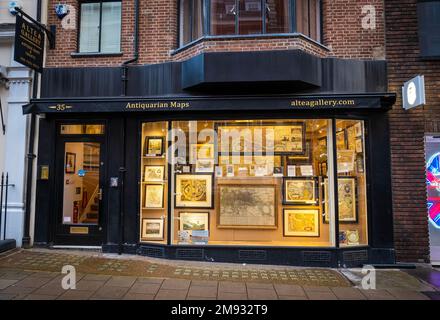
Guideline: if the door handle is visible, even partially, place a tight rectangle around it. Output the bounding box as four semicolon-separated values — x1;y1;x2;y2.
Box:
97;188;103;201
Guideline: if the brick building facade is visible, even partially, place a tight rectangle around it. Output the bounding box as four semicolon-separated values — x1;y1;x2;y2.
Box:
386;0;440;263
23;0;427;266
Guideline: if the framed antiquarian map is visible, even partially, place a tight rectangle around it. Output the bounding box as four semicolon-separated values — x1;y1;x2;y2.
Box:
283;209;320;237
283;177;318;205
175;174;213;208
217;184;277;229
323;177;357;223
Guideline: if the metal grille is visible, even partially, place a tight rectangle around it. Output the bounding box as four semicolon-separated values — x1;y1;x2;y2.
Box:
238;250;267;261
138;246;165;258
176;248;204;260
343;250;369;263
302;251;332;263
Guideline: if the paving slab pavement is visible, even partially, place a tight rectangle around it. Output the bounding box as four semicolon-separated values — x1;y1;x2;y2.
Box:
0;248;437;300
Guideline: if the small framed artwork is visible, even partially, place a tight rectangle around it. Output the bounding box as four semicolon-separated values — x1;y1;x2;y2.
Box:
144;137;164;156
179;212;209;235
346;125;356;151
65;152;76;174
144;184;164;208
215;166;223;177
355;138;363;154
337;150;355;173
226;165;234;177
195;159;215;173
273;166;283;177
144;165;165;182
175;173;213;208
283;209;320;237
323;177;357;223
141;218;164;240
283;177;318;205
189;144;215;164
336;130;347;150
346;230;360;245
319;162;328;176
354;122;363;137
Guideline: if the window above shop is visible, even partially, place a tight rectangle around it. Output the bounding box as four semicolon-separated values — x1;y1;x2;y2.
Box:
179;0;322;47
417;1;440;59
78;1;122;54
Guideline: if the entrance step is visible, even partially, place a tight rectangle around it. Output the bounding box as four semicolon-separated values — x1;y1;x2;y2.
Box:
0;239;16;253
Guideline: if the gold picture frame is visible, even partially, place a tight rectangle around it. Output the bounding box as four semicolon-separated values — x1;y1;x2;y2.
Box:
283;209;320;237
189;144;215;164
141;218;164;240
144;184;164;209
283;177;318;205
195;159;215;173
175;174;213;208
144;137;164;156
323;177;357;223
144;165;165;182
217;184;277;229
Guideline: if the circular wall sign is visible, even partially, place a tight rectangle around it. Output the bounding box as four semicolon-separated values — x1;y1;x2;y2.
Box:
407;81;417;105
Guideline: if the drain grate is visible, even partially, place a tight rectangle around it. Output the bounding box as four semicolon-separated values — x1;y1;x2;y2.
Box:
303;251;332;263
176;248;204;260
139;246;165;258
238;250;267;261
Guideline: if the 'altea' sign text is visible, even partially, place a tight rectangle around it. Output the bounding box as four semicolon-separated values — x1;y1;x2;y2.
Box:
14;14;45;73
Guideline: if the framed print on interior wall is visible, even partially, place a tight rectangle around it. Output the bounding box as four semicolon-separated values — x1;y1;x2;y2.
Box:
65;152;76;174
323;177;357;223
175;174;213;208
179;212;209;235
217;184;277;229
195;159;215;173
141;218;164;240
283;209;320;237
189;144;215;164
144;165;165;182
354;122;363;137
144;137;164;156
355;138;363;154
144;184;164;209
336;130;347;150
283;177;318;205
346;125;356;151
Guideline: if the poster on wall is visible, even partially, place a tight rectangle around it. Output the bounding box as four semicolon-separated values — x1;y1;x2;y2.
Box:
425;136;440;265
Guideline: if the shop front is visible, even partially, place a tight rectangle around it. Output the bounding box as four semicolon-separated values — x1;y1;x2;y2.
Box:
24;50;396;266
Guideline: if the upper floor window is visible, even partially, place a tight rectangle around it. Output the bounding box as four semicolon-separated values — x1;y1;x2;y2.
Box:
180;0;321;47
79;1;122;54
417;0;440;58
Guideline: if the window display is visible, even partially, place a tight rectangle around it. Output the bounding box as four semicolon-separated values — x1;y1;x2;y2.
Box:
139;119;368;248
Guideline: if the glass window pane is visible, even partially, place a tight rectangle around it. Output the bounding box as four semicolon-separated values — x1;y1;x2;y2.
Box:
169;119;335;247
139;122;169;244
62;142;100;225
180;0;192;45
239;0;263;34
211;0;237;35
60;124;105;135
296;0;321;41
336;120;368;247
192;0;203;40
79;3;101;53
266;0;289;33
101;2;122;53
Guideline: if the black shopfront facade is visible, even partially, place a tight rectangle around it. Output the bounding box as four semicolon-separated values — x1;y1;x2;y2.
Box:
24;50;396;267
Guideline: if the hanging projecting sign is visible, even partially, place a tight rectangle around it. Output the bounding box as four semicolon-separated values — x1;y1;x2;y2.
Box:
14;14;45;73
402;75;426;110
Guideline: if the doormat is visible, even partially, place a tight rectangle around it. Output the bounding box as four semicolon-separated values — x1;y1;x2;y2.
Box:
0;250;350;287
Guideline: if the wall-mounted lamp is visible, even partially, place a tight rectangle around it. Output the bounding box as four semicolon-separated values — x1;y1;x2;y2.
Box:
55;4;70;19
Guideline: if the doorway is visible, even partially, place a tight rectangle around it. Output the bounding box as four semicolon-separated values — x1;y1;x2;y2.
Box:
54;124;106;246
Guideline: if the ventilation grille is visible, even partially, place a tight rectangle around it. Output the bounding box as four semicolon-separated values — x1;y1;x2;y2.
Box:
176;248;204;260
303;251;332;263
343;250;368;263
238;250;267;261
139;246;165;258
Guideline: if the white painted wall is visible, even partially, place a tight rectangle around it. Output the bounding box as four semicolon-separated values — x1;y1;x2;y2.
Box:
0;0;38;24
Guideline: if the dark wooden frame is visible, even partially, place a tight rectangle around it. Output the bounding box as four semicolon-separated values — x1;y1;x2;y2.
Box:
174;173;214;209
65;152;76;174
282;176;319;205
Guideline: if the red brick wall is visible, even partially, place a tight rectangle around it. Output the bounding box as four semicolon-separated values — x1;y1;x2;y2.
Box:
322;0;385;59
385;0;440;262
45;0;386;67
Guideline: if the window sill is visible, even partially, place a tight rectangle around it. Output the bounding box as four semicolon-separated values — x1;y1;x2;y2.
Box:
71;52;124;58
171;33;330;56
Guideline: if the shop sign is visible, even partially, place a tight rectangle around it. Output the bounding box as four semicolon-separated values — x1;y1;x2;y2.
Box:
14;14;45;73
402;75;426;110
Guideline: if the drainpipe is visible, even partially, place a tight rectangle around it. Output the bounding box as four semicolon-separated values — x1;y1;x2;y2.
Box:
121;0;139;96
118;0;139;255
22;0;42;248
